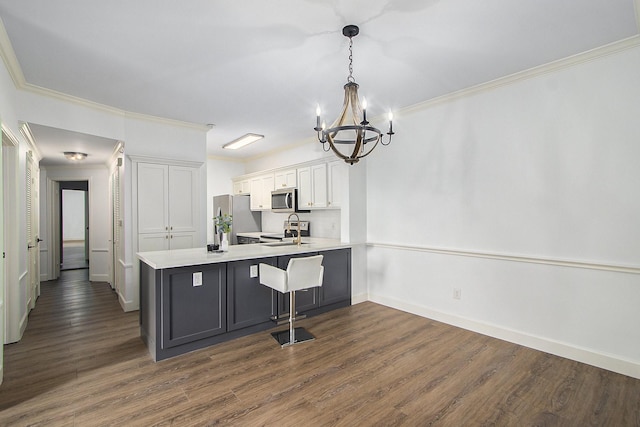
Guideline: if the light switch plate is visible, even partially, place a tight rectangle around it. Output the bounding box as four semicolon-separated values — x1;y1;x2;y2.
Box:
193;272;203;287
250;265;258;278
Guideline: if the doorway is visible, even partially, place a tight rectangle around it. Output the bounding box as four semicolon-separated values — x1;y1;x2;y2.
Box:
59;181;89;271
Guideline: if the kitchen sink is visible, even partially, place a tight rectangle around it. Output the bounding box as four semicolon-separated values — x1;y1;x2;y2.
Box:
262;241;308;247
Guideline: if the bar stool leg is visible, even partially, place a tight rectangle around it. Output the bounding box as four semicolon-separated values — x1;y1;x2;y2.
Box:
271;290;316;347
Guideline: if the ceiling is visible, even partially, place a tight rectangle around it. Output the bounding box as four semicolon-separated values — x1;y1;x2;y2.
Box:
0;0;638;164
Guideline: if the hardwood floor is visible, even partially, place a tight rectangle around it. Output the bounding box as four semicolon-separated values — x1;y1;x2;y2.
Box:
1;270;639;426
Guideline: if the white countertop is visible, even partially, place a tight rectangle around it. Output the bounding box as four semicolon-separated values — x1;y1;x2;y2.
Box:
137;237;350;270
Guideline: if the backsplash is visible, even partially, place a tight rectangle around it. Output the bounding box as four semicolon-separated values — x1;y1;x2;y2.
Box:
262;209;341;239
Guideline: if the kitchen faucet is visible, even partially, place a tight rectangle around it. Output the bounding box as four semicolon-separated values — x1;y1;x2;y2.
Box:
287;213;302;246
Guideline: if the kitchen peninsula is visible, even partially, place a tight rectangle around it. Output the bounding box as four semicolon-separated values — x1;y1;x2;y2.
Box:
138;238;351;361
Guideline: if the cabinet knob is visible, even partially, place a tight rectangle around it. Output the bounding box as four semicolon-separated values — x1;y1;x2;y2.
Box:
328;201;331;205
170;226;173;231
165;235;168;239
170;235;173;239
165;226;168;231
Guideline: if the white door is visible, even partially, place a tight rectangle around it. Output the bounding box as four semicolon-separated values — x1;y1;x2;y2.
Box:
111;167;121;291
26;152;40;311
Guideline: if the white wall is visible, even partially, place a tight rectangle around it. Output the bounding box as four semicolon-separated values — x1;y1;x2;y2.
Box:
366;44;640;378
62;189;85;240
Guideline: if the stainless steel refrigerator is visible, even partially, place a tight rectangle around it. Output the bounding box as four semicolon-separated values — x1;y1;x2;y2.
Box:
213;194;261;245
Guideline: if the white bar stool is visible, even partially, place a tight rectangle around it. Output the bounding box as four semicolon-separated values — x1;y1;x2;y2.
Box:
259;255;324;347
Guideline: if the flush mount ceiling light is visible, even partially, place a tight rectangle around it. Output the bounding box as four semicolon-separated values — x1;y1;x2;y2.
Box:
64;151;87;161
223;133;264;150
314;25;394;165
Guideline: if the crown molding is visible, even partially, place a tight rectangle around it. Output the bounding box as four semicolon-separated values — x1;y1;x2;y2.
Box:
0;18;210;133
401;35;640;117
19;122;42;161
0;16;25;87
1;123;20;147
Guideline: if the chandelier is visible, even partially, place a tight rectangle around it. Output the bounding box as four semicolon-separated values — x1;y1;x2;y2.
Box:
314;25;394;165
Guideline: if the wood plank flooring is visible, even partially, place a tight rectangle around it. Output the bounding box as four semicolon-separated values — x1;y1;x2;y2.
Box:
1;269;639;426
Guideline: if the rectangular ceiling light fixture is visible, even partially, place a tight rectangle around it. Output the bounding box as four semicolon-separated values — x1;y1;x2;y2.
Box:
223;133;264;150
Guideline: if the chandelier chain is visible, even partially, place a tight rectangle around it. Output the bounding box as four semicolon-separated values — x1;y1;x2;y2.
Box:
347;37;355;83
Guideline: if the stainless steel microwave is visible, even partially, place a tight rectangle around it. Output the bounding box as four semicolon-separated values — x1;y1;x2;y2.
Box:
271;188;307;213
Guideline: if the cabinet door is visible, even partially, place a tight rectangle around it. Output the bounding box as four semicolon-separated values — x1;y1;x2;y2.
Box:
327;161;346;208
168;166;198;233
274;169;297;189
169;232;196;250
161;264;226;348
261;174;274;210
249;176;262;210
138;163;169;234
297;167;312;209
310;164;327;208
139;232;170;252
233;179;250;195
250;174;274;211
277;253;319;315
227;258;277;331
319;249;351;306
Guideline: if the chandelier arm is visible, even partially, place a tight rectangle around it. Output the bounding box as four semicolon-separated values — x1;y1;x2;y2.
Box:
326;134;350;161
350;128;364;160
354;135;381;159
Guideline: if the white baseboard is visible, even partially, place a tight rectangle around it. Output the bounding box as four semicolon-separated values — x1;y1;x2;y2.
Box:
369;293;640;380
351;292;368;305
19;310;28;339
118;292;138;312
90;273;110;283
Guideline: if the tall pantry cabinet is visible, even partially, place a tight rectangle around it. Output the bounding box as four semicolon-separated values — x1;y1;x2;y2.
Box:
136;161;201;252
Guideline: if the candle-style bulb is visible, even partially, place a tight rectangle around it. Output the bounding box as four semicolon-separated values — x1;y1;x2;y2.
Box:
316;105;321;116
362;97;368;123
388;111;393;121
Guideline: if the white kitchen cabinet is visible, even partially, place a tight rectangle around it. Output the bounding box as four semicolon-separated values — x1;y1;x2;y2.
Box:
297;164;327;209
233;178;251;195
137;163;199;249
274;169;297;189
327;160;347;208
250;173;274;211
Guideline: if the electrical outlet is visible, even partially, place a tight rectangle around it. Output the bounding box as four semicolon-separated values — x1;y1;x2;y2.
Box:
250;265;258;278
193;272;202;287
453;288;461;300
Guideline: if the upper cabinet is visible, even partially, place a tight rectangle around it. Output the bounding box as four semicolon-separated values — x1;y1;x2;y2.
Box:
327;161;346;209
274;169;297;189
298;164;327;209
250;173;274;211
137;162;199;251
233;160;347;211
233;178;251;195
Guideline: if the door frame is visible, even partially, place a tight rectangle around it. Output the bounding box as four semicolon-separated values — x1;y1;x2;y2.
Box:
47;178;91;281
2;125;21;344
